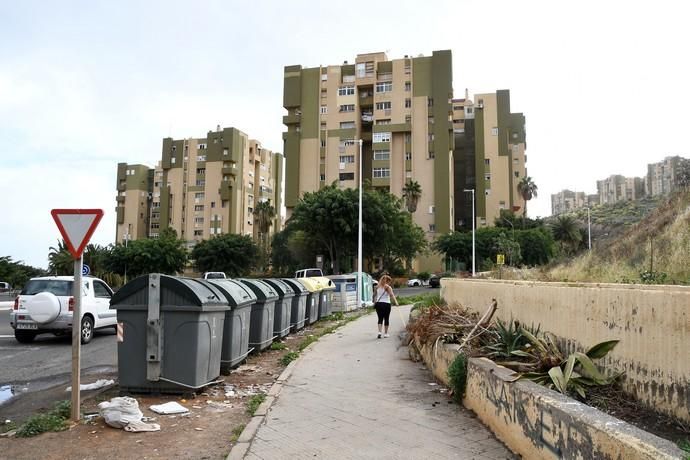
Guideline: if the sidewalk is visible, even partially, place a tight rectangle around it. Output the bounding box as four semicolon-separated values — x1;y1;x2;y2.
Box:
244;305;514;459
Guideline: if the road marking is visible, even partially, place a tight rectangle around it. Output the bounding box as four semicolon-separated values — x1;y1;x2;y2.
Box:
0;335;16;338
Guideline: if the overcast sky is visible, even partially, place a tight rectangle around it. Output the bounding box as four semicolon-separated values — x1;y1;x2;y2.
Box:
1;0;689;269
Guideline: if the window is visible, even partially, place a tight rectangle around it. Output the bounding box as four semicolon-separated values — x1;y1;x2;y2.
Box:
404;133;411;143
429;224;436;232
320;139;326;148
151;212;160;219
375;82;392;93
248;207;253;214
376;119;391;125
171;157;176;164
428;205;435;214
484;159;490;165
404;98;411;108
197;154;206;162
499;201;506;209
428;116;435;124
320;174;326;181
196;168;205;175
405;114;411;122
375;101;392;110
428;151;435;159
339;172;355;181
485;189;491;195
93;281;112;299
222;200;228;208
485;174;491;181
338;86;355;96
340;155;355;163
373;167;390;178
198;143;207;150
321;73;328;81
373;150;390;160
377;72;392;81
196;179;206;186
373;132;391;143
405;152;412;161
211;201;215;208
151;223;160;229
340;121;355;129
491;127;499;136
514;171;520;178
320;105;328;114
404;81;411;91
428;134;435;142
339;104;355;112
194;230;203;236
467;107;473;114
356;63;366;78
194;217;204;224
152;202;160;209
223;148;229;156
194;205;204;212
428;97;434;107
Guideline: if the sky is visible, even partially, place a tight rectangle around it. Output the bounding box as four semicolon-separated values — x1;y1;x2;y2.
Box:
1;0;689;269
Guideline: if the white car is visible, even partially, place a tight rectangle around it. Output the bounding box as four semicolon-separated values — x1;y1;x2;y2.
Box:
10;276;116;344
407;278;427;287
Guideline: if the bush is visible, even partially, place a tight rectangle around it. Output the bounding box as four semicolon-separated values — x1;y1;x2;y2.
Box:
246;394;266;415
447;354;468;402
16;400;71;437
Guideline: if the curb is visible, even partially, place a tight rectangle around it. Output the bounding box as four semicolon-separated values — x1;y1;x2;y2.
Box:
225;341;317;459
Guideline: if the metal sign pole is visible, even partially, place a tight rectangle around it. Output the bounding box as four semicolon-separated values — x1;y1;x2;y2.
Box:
71;254;83;421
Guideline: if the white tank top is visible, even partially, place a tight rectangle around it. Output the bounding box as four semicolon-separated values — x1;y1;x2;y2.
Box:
376;286;391;304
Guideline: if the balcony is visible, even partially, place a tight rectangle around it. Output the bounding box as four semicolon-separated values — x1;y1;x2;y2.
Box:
116;195;126;203
359;95;373;107
283;112;301;125
222;166;237;175
361;112;373;123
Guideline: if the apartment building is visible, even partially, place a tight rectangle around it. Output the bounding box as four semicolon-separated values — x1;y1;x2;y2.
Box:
551;190;587;215
646;155;686;196
596;174;645;205
452;90;527;228
283;50;454;271
116;126;283;249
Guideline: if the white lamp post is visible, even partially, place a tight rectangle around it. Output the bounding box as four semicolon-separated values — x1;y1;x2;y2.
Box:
463;189;476;277
357;139;363;307
587;207;592;250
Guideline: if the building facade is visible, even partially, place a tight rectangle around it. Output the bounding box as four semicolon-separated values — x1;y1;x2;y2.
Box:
283;51;454;271
596;174;645;205
551;190;586;215
452;90;527;228
646;156;685;197
116;126;283;249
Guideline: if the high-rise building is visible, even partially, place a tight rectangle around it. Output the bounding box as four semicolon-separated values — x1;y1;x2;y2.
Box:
646;156;686;196
452;90;527;228
116;126;283;249
596;174;645;205
283;51;454;271
551;190;587;215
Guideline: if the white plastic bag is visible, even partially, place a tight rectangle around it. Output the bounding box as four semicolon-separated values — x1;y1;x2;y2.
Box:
98;397;149;429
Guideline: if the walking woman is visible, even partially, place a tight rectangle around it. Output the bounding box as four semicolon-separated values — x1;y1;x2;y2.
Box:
374;275;398;338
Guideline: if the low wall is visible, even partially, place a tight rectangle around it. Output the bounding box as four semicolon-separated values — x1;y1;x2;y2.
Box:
441;279;690;424
411;335;685;459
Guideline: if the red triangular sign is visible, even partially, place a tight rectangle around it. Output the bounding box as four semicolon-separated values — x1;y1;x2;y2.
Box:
51;209;104;259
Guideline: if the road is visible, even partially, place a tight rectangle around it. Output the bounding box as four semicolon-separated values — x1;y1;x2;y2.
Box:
396;285;439;297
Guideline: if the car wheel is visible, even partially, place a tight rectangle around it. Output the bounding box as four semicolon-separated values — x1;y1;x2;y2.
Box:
15;330;37;344
80;316;94;344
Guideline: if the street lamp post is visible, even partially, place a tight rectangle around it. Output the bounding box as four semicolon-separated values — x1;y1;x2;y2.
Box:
463;189;475;277
357;139;363;308
587;207;592;250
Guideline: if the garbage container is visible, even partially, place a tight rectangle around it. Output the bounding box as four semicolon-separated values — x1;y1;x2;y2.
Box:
311;277;336;319
296;277;320;325
261;279;294;339
237;279;278;352
281;278;308;332
351;272;375;307
327;274;358;312
110;274;229;393
206;279;257;373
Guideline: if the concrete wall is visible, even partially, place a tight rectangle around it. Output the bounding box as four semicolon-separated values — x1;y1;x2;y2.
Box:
410;333;685;459
441;279;690;423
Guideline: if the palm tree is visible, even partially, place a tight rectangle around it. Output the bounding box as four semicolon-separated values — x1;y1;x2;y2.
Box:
253;200;276;243
550;215;582;255
402;180;422;213
517;176;538;220
48;240;74;275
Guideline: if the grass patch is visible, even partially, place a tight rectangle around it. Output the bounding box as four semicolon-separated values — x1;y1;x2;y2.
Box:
323;312;345;321
1;421;17;434
678;438;690;459
297;335;319;352
270;342;287;351
447;354;468;403
246;394;266;416
280;351;300;366
230;424;245;442
398;294;443;310
16;400;71;437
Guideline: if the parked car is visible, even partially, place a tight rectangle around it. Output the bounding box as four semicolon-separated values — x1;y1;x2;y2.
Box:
428;275;441;288
0;282;11;293
202;272;227;280
406;278;427;287
295;268;324;278
9;276;116;344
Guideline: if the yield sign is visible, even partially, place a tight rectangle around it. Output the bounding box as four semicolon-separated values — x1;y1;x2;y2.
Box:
51;209;104;259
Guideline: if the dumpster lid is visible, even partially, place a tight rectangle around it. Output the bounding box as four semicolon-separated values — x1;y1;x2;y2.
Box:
206;279;257;307
309;276;336;291
281;278;309;294
261;279;295;298
110;274;229;311
295;277;320;292
237;279;279;301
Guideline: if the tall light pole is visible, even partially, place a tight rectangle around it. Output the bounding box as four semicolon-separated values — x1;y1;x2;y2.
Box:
463;189;475;277
357;139;363;307
587;207;592;250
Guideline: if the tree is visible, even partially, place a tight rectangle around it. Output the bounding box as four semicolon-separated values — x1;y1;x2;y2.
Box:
253;200;276;243
516;228;556;266
550;215;583;255
48;240;73;275
402;180;422;213
105;228;187;278
517;176;538;221
677;158;690;190
0;256;44;288
190;233;259;277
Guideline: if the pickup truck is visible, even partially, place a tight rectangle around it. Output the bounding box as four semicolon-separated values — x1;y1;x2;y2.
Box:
294;268;323;278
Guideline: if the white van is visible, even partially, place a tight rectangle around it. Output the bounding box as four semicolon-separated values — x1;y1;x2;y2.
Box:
203;272;227;280
294;268;323;278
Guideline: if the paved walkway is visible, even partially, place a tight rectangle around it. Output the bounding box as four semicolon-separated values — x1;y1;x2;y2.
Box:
245;305;514;459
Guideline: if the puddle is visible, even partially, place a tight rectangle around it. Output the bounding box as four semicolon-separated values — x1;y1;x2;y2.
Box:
0;385;14;405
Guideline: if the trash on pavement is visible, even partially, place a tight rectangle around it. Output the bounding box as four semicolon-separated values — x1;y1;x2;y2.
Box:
66;379;115;392
149;401;190;415
98;397;160;432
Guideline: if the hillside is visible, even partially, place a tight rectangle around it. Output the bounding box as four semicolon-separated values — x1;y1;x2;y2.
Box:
547;190;690;284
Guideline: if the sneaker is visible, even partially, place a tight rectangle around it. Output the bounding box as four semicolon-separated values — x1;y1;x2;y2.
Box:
377;333;382;339
384;333;390;338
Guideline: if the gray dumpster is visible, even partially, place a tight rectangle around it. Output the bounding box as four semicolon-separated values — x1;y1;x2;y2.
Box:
296;277;320;325
110;274;229;393
311;277;336;319
262;279;294;338
328;274;358;312
206;279;257;373
282;278;308;332
237;279;278;352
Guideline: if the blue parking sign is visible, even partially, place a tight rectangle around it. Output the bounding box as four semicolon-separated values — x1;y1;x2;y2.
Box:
82;264;90;276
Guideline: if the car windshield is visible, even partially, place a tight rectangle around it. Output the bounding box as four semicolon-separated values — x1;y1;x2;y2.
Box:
205;273;225;279
22;280;73;296
305;270;322;277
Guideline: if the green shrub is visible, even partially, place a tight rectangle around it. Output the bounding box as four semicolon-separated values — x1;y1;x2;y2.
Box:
280;351;300;366
447;354;468;402
270;342;287;351
15;400;72;437
246;394;266;415
230;424;245;442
